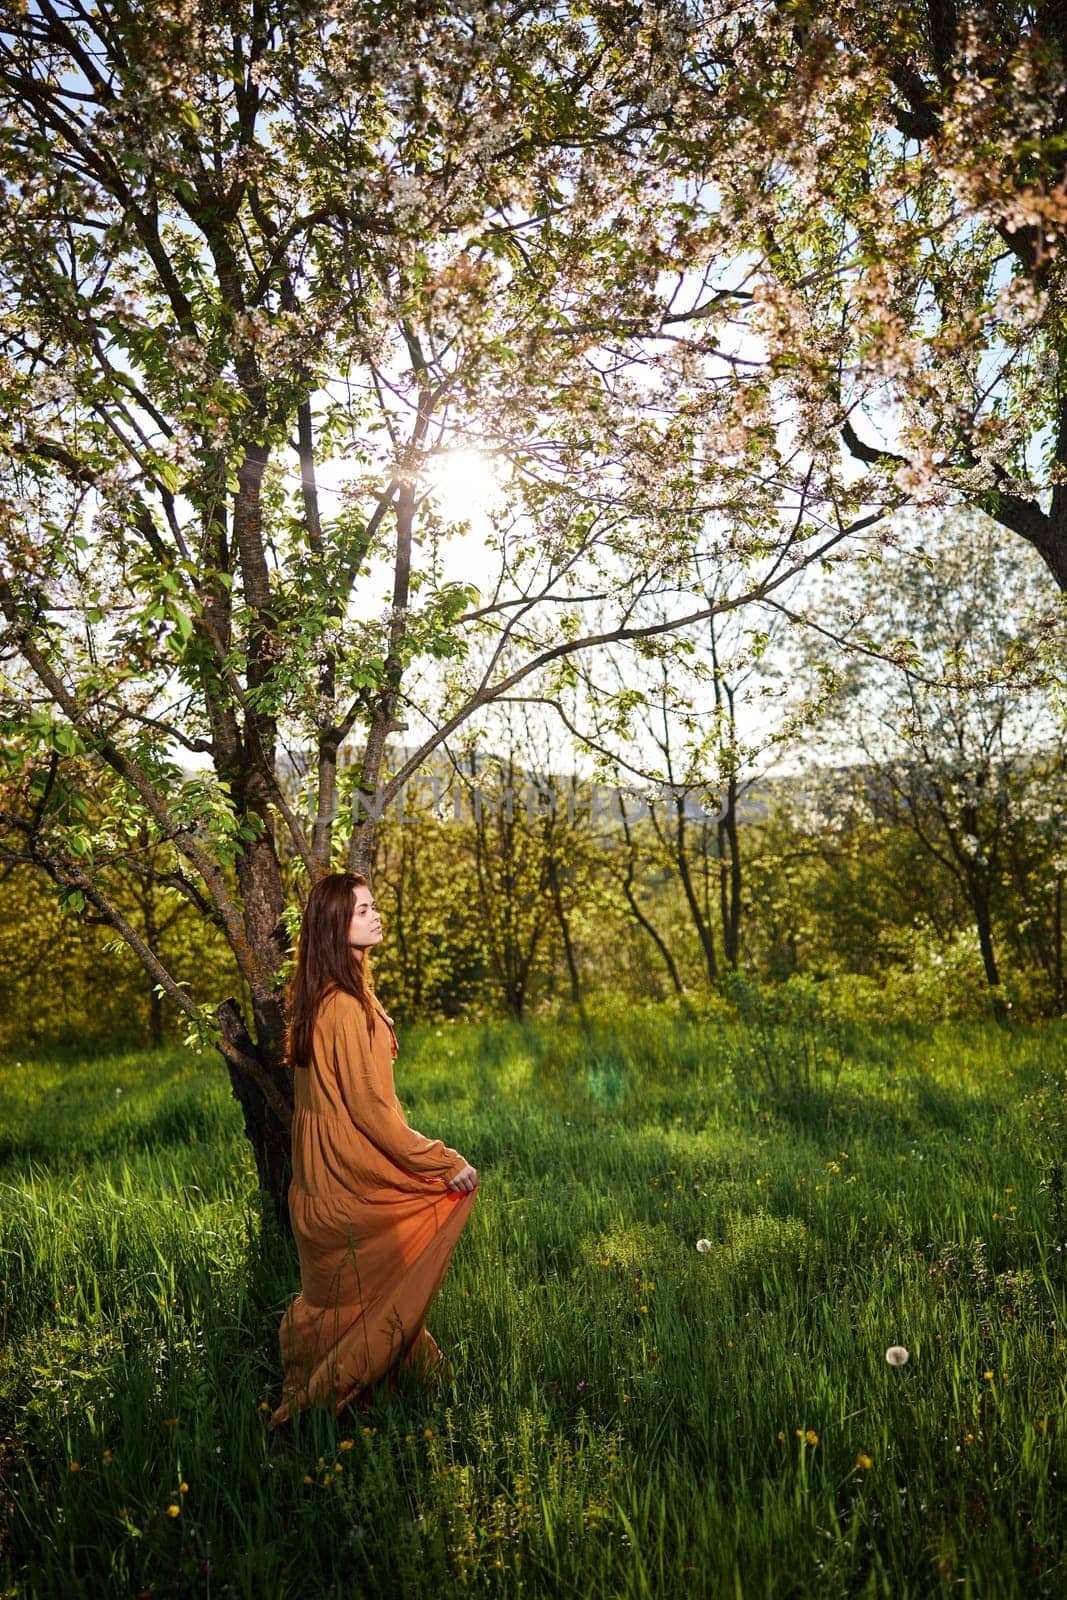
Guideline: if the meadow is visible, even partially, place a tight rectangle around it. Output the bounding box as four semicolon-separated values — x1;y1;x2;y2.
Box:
1;1008;1066;1599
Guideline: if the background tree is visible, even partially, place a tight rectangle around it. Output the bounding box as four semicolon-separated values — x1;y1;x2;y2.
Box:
530;594;799;991
453;730;600;1021
793;515;1066;1005
0;854;238;1057
367;771;491;1021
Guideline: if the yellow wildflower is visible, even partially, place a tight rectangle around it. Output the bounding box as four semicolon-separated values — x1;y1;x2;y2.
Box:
166;1504;180;1519
855;1453;873;1470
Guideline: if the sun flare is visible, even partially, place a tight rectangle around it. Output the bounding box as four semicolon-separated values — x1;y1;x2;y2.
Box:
424;448;505;528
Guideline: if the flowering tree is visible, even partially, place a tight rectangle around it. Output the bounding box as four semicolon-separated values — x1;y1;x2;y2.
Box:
655;0;1067;592
0;0;877;1211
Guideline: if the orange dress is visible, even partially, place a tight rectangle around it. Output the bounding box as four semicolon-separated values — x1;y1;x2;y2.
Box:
270;989;476;1426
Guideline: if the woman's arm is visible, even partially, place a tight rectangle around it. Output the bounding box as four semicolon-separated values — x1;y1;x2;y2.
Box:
331;996;466;1181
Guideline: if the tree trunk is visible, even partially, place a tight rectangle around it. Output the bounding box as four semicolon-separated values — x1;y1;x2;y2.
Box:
546;850;586;1021
969;882;1002;992
674;796;718;983
718;773;742;968
217;998;292;1232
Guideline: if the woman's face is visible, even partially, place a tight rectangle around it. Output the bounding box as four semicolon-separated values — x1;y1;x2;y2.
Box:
348;885;383;954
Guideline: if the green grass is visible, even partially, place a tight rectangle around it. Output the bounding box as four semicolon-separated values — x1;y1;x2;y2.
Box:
2;1014;1067;1598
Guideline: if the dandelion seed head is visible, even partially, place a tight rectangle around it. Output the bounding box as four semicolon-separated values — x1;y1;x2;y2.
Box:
885;1345;909;1367
695;1238;712;1253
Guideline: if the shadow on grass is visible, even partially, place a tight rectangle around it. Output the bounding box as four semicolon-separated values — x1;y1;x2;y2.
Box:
0;1061;242;1172
762;1075;1012;1147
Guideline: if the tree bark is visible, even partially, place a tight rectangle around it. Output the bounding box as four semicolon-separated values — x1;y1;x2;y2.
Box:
217;998;292;1231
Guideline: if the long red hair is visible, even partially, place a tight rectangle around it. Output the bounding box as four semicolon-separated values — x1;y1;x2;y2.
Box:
287;872;376;1070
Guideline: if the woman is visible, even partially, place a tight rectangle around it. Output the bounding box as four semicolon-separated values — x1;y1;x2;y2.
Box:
269;871;478;1429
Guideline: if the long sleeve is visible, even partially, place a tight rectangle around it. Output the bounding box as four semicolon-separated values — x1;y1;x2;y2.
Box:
330;996;465;1181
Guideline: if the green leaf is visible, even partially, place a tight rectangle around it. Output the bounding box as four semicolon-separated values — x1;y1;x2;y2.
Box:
169;602;194;640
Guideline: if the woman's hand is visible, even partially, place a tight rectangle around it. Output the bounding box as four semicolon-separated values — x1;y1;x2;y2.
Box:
446;1162;479;1193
